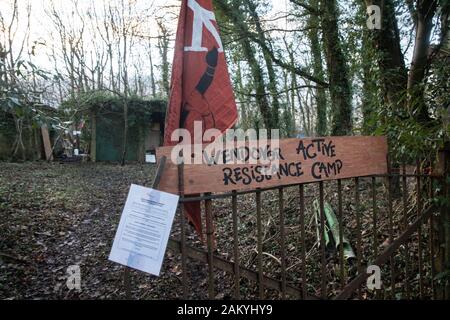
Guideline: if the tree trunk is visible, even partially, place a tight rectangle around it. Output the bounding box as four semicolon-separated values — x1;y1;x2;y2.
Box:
287;49;308;135
148;41;157;98
108;44;116;92
215;0;272;131
235;59;250;129
246;0;281;129
364;0;408;110
307;1;327;136
407;0;437;123
320;0;352;136
157;20;170;98
121;15;129;166
358;1;380;135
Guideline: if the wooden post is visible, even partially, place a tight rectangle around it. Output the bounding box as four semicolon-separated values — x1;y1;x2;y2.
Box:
205;195;215;299
178;160;188;299
435;143;450;299
41;125;53;161
34;128;42;160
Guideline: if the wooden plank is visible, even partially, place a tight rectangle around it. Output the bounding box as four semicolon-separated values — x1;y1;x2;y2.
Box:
41;126;53;161
156;136;388;195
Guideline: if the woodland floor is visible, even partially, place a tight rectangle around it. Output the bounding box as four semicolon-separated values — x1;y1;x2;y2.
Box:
0;162;434;299
0;162;181;299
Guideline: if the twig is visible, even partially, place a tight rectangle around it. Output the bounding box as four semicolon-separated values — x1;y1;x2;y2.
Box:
253;248;281;265
0;252;28;264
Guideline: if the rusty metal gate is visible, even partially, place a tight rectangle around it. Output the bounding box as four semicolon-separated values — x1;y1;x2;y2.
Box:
125;146;449;300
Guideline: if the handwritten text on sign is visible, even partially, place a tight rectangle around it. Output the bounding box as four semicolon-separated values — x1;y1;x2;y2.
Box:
156;136;388;195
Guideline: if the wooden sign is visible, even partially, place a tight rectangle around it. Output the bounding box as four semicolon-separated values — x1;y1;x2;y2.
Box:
156;136;388;195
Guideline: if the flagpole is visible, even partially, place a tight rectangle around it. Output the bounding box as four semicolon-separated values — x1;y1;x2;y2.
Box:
179;0;189;300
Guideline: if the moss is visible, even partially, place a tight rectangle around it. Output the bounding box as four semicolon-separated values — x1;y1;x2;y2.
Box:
59;91;167;162
60;91;166;126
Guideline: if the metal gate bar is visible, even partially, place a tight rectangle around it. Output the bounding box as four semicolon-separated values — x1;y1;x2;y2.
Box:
401;163;411;299
167;239;318;300
117;146;450;300
298;184;308;298
232;191;240;299
205;195;215;299
416;160;424;298
354;177;362;299
335;204;438;300
169;165;442;300
337;179;345;290
256;190;264;298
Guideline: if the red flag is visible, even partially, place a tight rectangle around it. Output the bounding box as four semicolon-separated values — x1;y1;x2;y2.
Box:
164;0;238;238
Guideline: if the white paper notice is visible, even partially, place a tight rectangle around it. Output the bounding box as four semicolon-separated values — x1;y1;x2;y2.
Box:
109;184;179;276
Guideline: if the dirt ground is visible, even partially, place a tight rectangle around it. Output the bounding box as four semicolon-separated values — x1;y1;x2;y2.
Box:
0;162;195;299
